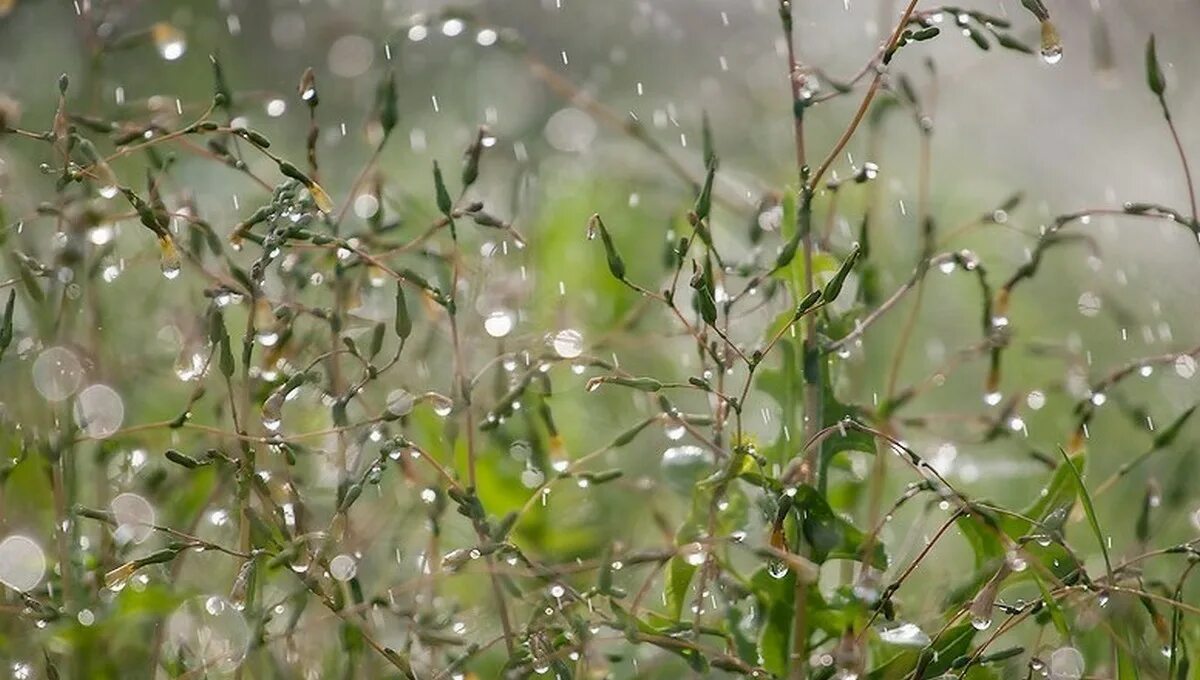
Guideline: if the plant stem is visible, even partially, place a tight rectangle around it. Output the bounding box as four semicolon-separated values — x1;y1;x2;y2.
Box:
779;2;815;676
1158;97;1198;225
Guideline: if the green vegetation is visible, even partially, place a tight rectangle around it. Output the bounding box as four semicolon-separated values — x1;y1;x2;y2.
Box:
0;2;1199;679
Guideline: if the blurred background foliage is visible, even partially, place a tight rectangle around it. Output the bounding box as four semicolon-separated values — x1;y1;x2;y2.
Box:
1;0;1200;678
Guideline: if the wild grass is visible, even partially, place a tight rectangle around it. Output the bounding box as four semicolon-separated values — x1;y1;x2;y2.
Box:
0;2;1199;679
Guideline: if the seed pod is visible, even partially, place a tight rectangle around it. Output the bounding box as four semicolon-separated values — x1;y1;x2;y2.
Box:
462;125;487;188
394;282;412;340
588;214;626;280
433;161;453;217
165;449;204;469
218;333;235;379
0;290;14;361
209;54;233;109
1146;35;1166;97
376;70;398;139
793;289;822;319
298;67;319;107
822;244;861;303
237;128;272;149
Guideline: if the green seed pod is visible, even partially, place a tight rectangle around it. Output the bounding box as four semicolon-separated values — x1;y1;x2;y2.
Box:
136;547;182;567
394;282;412;340
165;449;203;469
793;289;822;319
588;214;626;281
433;161;453;217
0;290;14;360
209;54;233;110
1146;35;1166;97
821;244;861;303
376;70;399;139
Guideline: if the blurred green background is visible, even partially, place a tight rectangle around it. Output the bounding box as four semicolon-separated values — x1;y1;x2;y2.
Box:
2;0;1200;677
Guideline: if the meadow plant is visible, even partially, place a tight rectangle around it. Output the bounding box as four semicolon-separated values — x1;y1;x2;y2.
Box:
1;2;1199;679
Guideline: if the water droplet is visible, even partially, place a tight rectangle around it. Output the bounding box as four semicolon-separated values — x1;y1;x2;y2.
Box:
551;329;584;358
111;492;155;544
32;346;84;402
386;389;415;416
970;615;992;631
877;622;931;647
1027;390;1046;410
521;468;545;488
0;535;47;592
484;310;515;338
166;595;249;673
1176;355;1196;379
1077;291;1101;317
330;554;358;581
430;394;453;417
1006;550;1027;572
664;420;686;440
153;22;187;61
767;560;789;579
661;445;715;493
73;384;124;439
1048;646;1084;680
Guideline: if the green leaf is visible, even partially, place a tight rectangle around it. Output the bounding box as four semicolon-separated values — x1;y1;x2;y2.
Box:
794;485;887;569
1033;572;1070;638
956;513;1005;568
867;623;977;680
750;566;795;677
1057;446;1112;578
1146;35;1166;97
664;556;696;621
1013;449;1084;535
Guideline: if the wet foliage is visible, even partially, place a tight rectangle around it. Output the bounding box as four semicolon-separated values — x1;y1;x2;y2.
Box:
0;2;1199;679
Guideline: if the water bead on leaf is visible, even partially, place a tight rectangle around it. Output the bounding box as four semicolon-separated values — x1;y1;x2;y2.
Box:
386;389;415;416
661;445;714;494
